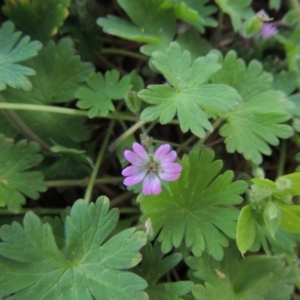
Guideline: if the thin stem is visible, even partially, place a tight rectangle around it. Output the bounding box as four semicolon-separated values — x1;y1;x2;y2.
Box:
46;177;123;188
216;10;224;42
199;118;224;145
101;48;148;61
109;120;146;152
1;103;50;150
110;191;134;207
0;205;140;216
177;135;197;154
84;120;115;203
277;140;287;178
0;102;137;121
118;207;140;214
0;208;64;215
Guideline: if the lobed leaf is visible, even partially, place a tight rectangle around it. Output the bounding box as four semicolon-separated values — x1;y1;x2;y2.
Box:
187;246;296;300
162;0;218;33
0;21;42;91
76;70;132;118
0;197;148;299
212;51;294;164
139;43;241;137
0;134;46;212
134;241;193;299
214;0;254;32
1;38;94;147
140;147;247;260
3;0;70;44
97;0;175;55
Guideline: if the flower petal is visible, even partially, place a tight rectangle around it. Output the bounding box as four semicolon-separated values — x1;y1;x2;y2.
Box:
160;162;182;173
133;142;150;160
162;150;177;163
153;144;171;163
122;165;146;176
123;169;147;186
142;173;162;195
124;149;149;166
159;171;181;181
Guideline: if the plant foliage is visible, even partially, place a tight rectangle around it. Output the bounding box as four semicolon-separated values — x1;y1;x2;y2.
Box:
0;197;148;299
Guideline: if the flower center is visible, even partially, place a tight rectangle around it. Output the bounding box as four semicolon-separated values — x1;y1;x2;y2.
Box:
147;161;158;173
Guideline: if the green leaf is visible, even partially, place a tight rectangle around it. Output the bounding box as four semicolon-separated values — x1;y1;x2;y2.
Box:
272;70;298;96
140;147;247;260
164;0;218;33
97;0;176;55
289;92;300;132
139;43;241;137
242;15;263;37
1;38;94;147
0;21;42;91
279;203;300;233
236;205;255;255
187;247;296;300
263;201;281;238
251;224;300;260
211;50;272;100
39;144;93;180
211;51;293;164
276;172;300;195
175;28;212;60
269;0;281;10
0;197;148;299
134;241;193;299
0;135;46;212
76;70;132;118
215;0;254;32
276;24;300;73
283;9;300;26
3;0;70;44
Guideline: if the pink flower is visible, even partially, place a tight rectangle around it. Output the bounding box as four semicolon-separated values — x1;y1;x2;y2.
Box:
122;142;182;195
260;23;278;40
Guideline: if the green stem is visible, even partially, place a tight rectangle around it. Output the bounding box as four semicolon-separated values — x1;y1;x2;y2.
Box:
110;191;134;207
0;102;136;121
199;118;224;145
84;120;115;203
118;207;140;214
0;208;64;215
216;10;224;42
101;48;148;61
109;120;146;152
0;101;50;150
277;140;287;178
46;177;123;188
0;206;140;215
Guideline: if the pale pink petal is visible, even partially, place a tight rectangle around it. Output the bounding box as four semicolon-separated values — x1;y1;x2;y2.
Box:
158;171;181;181
132;142;150;161
153;144;171;163
123;169;147;186
124;149;149;166
161;150;177;163
142;173;162;195
160;162;182;173
122;165;146;176
260;23;278;40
